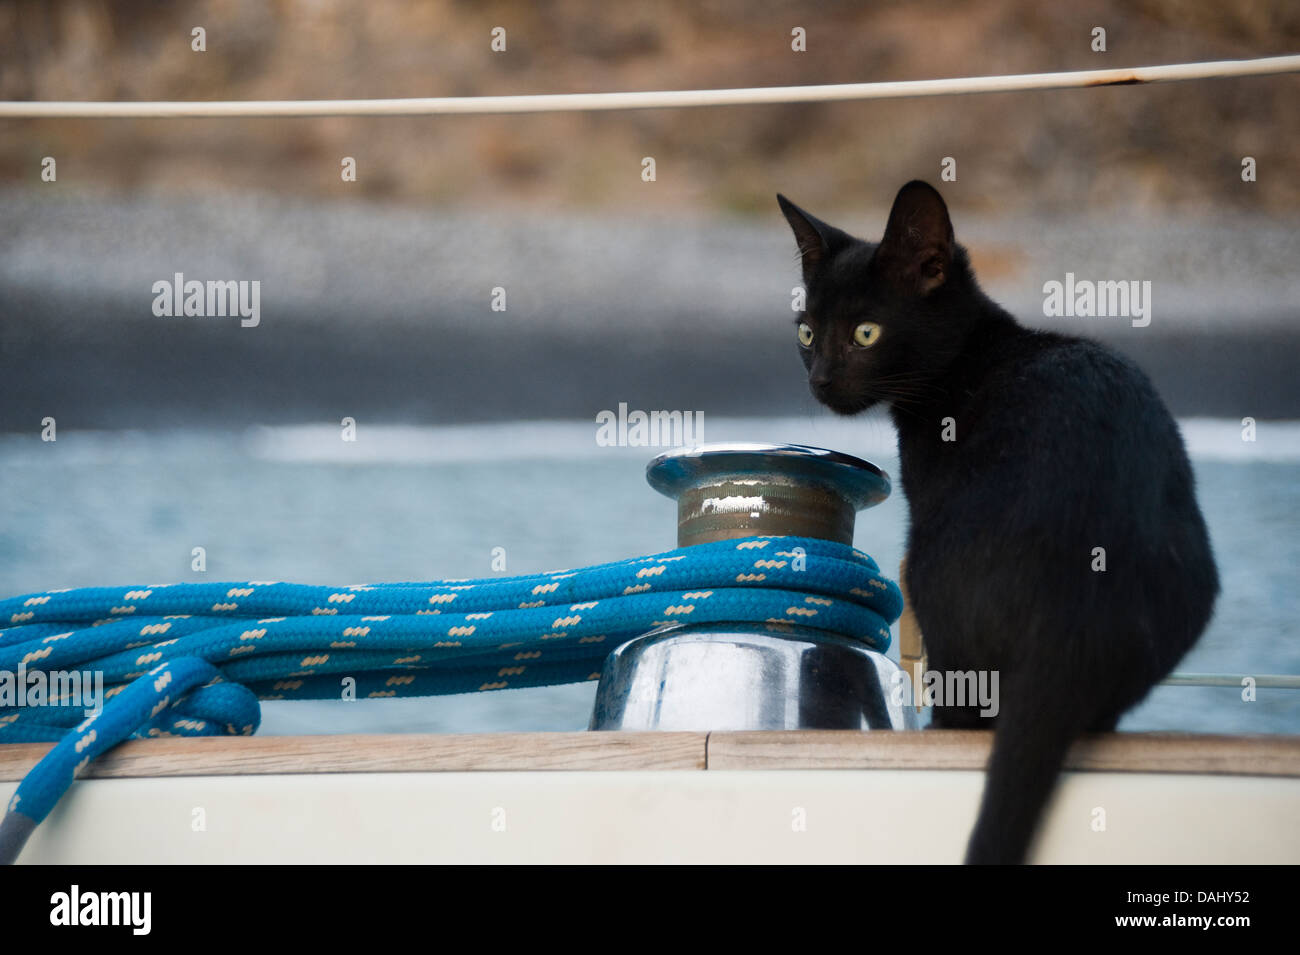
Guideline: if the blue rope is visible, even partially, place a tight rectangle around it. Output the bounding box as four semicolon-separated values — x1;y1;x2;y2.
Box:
0;535;901;859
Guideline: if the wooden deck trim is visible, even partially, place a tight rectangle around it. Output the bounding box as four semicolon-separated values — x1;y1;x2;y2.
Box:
0;732;709;780
706;731;1300;776
2;731;1299;781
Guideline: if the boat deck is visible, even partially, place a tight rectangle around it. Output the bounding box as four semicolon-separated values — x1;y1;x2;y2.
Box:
4;732;1298;864
5;730;1300;778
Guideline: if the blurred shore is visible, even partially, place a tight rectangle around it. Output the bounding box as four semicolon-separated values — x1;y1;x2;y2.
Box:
1;188;1297;431
4;1;1299;216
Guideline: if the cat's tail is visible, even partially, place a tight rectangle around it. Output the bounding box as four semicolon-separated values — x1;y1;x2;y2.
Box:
964;680;1086;865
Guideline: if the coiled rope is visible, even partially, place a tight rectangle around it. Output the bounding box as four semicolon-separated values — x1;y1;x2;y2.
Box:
0;535;900;863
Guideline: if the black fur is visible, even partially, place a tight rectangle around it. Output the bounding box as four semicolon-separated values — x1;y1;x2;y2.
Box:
779;181;1219;864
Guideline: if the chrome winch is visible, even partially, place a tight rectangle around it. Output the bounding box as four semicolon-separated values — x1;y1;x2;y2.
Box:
589;443;917;731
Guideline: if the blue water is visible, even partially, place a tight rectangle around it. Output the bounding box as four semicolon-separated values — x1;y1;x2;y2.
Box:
1;415;1296;735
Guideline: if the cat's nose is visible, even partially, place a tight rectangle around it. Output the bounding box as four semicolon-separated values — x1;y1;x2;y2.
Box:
810;372;832;388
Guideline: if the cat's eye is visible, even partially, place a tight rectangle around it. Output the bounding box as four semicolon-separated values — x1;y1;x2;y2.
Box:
853;322;882;347
797;322;814;347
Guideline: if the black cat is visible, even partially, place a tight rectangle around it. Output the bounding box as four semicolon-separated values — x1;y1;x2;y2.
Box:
779;181;1219;864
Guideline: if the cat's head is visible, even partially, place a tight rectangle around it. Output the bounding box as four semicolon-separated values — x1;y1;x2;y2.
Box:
778;181;975;415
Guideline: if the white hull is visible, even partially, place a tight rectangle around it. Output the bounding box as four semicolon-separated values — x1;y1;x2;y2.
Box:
4;731;1297;864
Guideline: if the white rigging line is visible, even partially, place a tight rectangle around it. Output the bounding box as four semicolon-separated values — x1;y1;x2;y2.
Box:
1;54;1297;119
1164;674;1300;690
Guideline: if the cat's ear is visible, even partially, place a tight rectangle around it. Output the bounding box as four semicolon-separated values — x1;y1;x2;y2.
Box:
777;194;850;285
877;180;954;295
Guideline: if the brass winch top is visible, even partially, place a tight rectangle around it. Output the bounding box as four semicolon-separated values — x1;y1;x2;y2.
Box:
645;442;891;547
